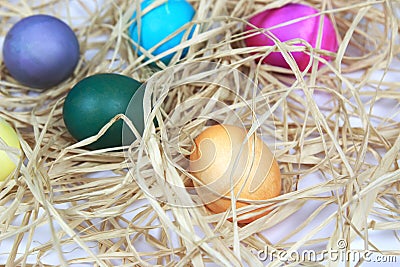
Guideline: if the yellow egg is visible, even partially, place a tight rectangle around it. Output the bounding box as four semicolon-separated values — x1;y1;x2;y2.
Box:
0;118;20;181
189;124;281;223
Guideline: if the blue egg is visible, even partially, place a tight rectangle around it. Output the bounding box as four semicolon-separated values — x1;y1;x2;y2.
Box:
129;0;195;64
2;14;80;89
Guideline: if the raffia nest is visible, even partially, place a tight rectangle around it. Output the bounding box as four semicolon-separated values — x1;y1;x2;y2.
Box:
0;0;399;266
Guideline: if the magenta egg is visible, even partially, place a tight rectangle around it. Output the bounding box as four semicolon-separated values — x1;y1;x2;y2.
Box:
244;3;338;71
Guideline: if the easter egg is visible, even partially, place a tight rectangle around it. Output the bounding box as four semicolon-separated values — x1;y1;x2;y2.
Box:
128;0;195;64
2;14;80;89
62;73;144;150
189;124;281;223
244;3;338;71
0;118;20;181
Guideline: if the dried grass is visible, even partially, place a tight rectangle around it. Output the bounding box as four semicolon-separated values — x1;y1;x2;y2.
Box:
0;0;399;266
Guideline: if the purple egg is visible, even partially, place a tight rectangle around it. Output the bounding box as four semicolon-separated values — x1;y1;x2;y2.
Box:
2;14;80;89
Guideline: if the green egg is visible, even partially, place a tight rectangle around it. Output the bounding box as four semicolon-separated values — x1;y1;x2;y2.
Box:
63;73;146;150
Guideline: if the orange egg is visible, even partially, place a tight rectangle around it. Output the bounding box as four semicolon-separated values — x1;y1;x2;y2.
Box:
189;124;281;223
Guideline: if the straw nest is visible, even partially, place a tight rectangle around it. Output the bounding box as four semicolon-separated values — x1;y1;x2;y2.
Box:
1;0;399;266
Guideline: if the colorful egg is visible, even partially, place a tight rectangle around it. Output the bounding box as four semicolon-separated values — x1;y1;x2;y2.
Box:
62;73;145;150
0;118;20;181
244;3;338;71
128;0;195;64
189;124;282;223
2;14;80;89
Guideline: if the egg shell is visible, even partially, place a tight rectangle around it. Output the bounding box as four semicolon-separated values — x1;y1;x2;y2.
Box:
62;73;144;150
189;124;281;223
0;118;20;181
129;0;195;64
245;3;338;71
2;14;80;89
